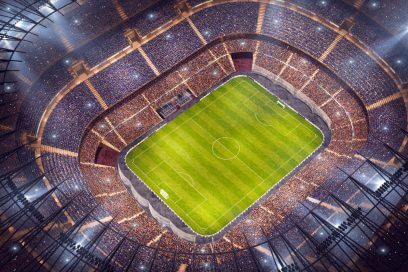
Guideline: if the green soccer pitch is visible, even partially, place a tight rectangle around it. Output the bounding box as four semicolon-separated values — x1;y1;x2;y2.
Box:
125;76;323;235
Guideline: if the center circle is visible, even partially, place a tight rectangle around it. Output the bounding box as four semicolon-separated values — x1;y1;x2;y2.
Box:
211;137;240;160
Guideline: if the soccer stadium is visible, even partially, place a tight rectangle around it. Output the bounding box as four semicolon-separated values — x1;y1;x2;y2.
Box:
0;0;408;271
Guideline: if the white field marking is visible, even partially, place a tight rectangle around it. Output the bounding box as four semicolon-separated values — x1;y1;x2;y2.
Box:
191;118;265;182
200;78;243;101
211;137;241;161
133;161;182;204
249;94;296;125
254;110;301;136
191;117;298;229
155;180;185;202
268;101;289;117
173;170;209;208
190;88;321;231
238;77;323;233
280;124;319;162
254;113;302;136
215;79;266;110
157;191;181;208
257;51;355;136
129;158;149;178
128;78;266;230
132;80;255;164
166;162;208;202
101;54;233;136
284;124;301;137
130;78;248;161
204;132;319;231
165;195;208;231
234;80;266;105
251;95;294;128
212;82;294;139
175;171;195;186
187;200;207;216
125;76;324;235
248;91;312;141
159;162;208;216
204;84;320;177
131;158;165;176
160;159;199;190
205;83;319;230
252;91;319;140
254;113;274;126
176;208;208;231
145;160;166;175
125;78;255;232
166;195;208;230
270;101;289;117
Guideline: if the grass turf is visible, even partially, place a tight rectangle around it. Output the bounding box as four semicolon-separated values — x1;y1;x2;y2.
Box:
126;76;323;235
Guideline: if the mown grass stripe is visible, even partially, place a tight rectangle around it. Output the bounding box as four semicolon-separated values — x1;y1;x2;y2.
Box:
125;76;323;235
193;113;274;175
183;121;260;196
171;123;252;203
210;97;303;171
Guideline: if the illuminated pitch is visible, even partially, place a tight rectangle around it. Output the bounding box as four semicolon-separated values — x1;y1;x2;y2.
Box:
126;76;323;235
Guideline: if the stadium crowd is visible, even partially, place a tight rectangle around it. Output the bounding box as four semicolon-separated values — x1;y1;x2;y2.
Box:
71;36;379;255
6;1;407;270
34;13;404;257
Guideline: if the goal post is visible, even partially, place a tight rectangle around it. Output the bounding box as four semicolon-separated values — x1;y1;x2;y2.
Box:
277;100;286;109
